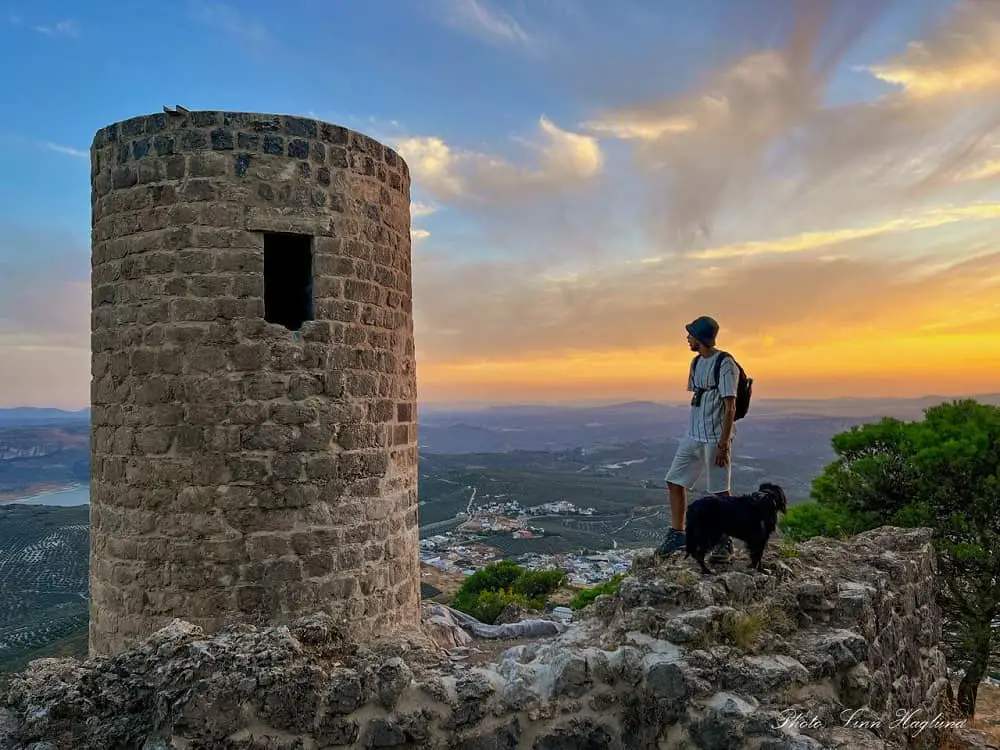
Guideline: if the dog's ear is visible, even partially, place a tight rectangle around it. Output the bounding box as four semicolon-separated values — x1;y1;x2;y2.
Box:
759;483;788;512
772;485;788;512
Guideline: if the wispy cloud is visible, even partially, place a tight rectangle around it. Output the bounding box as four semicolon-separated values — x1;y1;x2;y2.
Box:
411;202;438;218
866;0;1000;98
438;0;540;52
0;134;88;160
958;158;1000;182
43;142;87;159
654;203;1000;261
9;14;80;38
578;0;1000;252
396;116;602;206
33;20;79;38
411;229;431;242
190;2;270;44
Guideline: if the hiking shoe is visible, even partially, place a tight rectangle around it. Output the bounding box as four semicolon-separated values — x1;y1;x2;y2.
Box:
655;528;687;559
709;535;734;563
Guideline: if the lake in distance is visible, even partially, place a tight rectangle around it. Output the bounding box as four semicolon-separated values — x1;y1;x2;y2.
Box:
2;484;90;507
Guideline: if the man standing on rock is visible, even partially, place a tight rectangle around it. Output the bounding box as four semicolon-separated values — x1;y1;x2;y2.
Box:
655;315;738;562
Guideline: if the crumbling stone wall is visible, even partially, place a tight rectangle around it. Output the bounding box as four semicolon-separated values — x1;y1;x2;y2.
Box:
3;528;990;749
88;111;419;657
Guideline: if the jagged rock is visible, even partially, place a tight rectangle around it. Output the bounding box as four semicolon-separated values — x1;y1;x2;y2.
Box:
375;657;413;709
0;527;977;749
840;663;873;708
662;605;740;644
687;690;760;749
550;652;591;698
950;726;1000;749
533;718;616;749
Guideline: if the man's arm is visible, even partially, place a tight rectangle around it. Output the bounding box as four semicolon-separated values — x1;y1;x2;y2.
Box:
715;394;737;467
719;396;736;446
717;356;738;446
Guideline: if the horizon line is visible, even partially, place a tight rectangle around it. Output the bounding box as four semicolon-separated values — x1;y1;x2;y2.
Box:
1;391;997;413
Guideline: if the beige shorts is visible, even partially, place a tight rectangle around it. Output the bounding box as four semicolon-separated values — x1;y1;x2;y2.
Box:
664;437;732;494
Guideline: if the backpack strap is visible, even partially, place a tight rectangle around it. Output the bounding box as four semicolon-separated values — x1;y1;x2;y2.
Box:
689;355;699;388
710;350;731;389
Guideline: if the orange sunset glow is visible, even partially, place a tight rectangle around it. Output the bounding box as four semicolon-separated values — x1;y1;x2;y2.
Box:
2;0;1000;409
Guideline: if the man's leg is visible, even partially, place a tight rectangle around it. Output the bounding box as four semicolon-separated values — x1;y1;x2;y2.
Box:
656;439;703;557
706;440;735;563
668;481;687;530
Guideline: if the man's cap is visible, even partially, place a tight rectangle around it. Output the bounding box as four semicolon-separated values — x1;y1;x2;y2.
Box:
685;316;719;347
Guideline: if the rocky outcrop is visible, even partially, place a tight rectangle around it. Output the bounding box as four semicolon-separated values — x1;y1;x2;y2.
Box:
0;527;991;749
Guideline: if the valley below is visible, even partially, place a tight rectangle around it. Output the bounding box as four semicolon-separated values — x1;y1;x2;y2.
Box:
2;395;995;679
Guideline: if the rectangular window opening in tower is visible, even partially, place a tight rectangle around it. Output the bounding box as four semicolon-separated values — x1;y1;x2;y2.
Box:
263;232;315;332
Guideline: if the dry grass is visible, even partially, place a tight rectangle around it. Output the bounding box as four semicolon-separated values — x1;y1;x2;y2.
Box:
692;604;793;652
718;609;767;650
675;568;697;587
419;563;466;603
777;539;800;558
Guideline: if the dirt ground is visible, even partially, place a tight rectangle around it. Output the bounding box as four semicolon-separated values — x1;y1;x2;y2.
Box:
973;684;1000;741
418;563;467;603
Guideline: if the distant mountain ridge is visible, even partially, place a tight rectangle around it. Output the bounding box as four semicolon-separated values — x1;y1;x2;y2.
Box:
0;408;89;426
422;393;1000;418
415;394;1000;454
2;393;996;424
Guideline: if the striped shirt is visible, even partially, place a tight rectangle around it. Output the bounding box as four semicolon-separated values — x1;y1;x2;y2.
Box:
686;351;738;443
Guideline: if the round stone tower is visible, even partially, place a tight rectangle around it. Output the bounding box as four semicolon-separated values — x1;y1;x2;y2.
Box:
88;111;419;656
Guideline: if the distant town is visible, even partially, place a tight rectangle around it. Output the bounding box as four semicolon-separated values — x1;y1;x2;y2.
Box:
418;490;640;583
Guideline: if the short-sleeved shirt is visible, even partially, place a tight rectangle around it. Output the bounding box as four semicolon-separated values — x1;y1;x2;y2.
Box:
686;351;738;443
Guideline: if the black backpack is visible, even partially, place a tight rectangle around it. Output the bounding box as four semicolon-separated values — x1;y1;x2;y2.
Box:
689;351;754;420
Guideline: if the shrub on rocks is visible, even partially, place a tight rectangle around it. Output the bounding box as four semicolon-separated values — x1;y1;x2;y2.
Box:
451;561;567;624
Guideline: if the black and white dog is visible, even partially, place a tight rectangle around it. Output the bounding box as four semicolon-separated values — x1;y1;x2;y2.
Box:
684;482;788;575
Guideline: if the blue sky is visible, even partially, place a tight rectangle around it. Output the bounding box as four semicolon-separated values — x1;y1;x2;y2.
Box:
0;0;945;233
1;0;999;407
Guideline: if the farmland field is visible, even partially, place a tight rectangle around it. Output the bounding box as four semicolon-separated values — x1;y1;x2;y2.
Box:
0;504;89;674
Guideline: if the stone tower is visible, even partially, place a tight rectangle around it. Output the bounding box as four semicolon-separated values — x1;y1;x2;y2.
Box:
88;111;419;656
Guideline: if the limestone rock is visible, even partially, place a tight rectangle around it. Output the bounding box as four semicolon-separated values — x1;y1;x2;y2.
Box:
0;527;975;749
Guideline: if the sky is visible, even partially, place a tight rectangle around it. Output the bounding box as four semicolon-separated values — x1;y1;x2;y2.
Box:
1;0;999;409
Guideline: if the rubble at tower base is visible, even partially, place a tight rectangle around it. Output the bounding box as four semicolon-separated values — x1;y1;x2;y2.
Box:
3;527;997;750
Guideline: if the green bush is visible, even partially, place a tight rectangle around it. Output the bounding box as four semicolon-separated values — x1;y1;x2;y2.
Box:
512;569;566;599
789;399;1000;718
450;561;566;624
779;501;865;542
454;590;541;624
570;573;624;610
455;559;524;599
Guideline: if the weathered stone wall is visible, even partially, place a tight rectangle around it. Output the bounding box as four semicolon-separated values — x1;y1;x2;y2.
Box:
4;528;992;749
88;111;419;657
